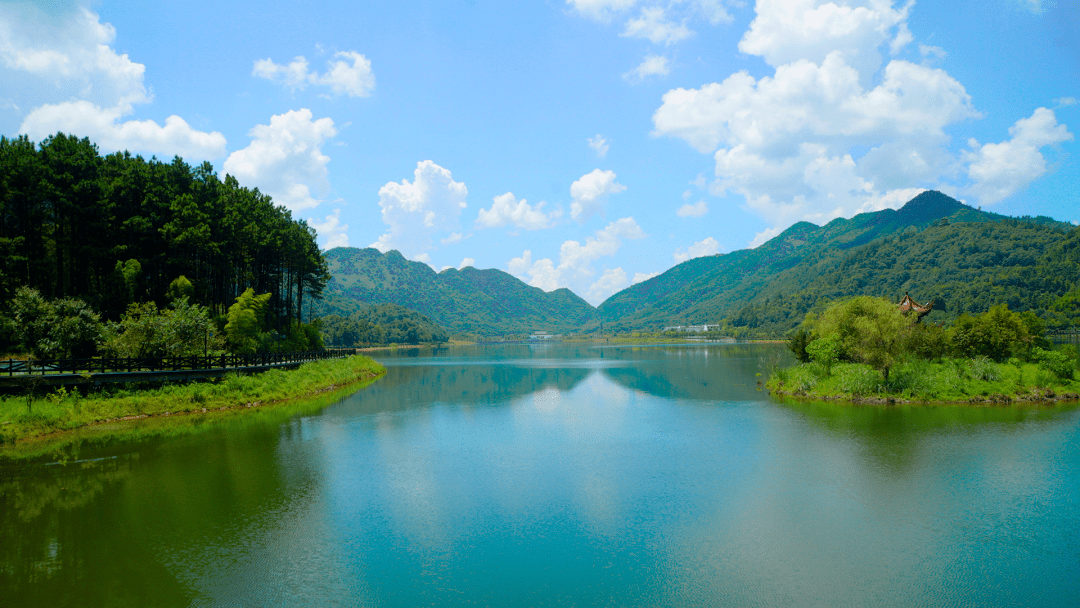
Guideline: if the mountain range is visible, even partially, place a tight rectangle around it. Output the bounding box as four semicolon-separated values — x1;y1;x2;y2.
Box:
316;191;1080;337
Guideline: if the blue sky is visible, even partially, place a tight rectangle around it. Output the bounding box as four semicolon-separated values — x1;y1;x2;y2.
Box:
2;0;1077;305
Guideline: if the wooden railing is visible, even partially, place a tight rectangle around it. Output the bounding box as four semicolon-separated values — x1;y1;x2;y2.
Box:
0;349;357;377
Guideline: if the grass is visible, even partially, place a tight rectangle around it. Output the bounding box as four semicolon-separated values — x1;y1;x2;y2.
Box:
0;355;385;445
767;357;1080;404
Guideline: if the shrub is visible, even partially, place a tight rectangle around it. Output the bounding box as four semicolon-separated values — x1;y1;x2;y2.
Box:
1031;347;1077;380
967;356;1000;382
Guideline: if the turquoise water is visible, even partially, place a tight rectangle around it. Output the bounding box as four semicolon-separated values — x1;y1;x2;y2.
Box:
2;343;1078;606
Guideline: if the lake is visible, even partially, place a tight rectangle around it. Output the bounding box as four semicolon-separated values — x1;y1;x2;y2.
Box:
2;342;1078;606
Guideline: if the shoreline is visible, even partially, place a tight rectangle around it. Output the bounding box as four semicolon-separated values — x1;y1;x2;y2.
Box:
769;387;1080;406
0;355;386;447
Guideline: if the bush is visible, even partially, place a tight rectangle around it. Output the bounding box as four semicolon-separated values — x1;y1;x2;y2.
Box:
7;286;102;358
968;356;1000;382
102;298;222;358
836;365;879;395
1031;347;1077;380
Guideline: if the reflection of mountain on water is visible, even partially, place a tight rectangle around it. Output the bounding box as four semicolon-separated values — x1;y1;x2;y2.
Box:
338;360;594;415
599;344;779;403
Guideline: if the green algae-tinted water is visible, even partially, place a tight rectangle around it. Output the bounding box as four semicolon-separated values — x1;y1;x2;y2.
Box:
2;343;1078;606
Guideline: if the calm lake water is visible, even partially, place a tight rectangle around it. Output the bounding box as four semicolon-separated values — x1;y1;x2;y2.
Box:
2;343;1078;606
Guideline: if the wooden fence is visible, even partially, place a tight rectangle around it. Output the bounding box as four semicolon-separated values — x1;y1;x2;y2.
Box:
0;349;357;387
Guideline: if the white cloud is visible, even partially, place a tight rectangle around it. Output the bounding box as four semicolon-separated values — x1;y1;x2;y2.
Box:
570;169;627;220
919;44;946;62
588;268;629;303
567;0;639;21
308;209;350;249
738;0;912;79
633;271;659;283
1013;0;1049;14
749;226;782;248
475;192;560;230
650;0;1009;231
673;236;720;262
0;5;148;111
441;232;464;244
20;100;226;160
2;5;224;159
224;109;337;211
677;199;708;217
622;7;694;45
371;160;468;262
623;54;670;84
508;217;646;304
459;257;475;269
1055;97;1077;108
964;107;1073;204
253;51;375;97
690;0;734;25
588;134;610;158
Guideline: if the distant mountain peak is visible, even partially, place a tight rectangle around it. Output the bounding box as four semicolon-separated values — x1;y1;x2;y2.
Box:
896;190;968;221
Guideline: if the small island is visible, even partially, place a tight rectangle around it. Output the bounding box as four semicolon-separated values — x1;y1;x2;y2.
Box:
769;295;1080;404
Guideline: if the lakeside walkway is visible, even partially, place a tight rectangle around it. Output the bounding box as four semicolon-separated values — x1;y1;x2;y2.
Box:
0;349;357;389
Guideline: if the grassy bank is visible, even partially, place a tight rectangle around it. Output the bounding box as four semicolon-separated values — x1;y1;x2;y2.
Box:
0;355;385;445
768;358;1080;404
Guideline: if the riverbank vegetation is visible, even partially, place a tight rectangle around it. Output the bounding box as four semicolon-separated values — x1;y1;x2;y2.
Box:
769;296;1079;403
0;355;384;445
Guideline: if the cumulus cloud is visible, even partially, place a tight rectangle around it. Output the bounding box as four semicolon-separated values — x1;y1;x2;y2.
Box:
566;0;639;21
677;199;708;217
371;161;468;262
673;236;720;262
570;169;627;221
20;100;226;160
2;4;225;159
475;192;560;230
0;5;147;110
623;54;670;84
690;0;734;24
508;217;646;303
749;226;782;248
964;107;1072;204
588;134;610;158
459;257;475;269
253;51;375;97
622;7;694;45
633;271;659;283
738;0;911;79
649;0;1042;230
308;209;350;249
588;268;630;303
224;109;337;211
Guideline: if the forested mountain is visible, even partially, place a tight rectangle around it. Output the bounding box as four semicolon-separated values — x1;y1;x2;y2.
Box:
317;247;596;335
319;302;449;346
599;191;1080;335
0;133;328;327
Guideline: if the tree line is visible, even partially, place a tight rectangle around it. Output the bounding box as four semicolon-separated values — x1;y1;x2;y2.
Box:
0;133;328;325
0;133;331;357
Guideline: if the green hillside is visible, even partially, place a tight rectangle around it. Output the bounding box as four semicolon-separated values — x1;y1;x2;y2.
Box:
598;191;1078;334
315;192;1080;339
317;247;596;336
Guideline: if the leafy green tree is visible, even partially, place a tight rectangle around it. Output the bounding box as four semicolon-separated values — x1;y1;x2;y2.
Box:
102;298;221;358
948;304;1030;362
806;337;841;376
813;296;912;383
6;286;101;358
225;288;271;354
166;275;195;304
786;326;812;363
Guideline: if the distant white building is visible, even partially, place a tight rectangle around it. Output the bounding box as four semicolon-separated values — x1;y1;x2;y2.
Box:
529;331;555;340
663;324;721;333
